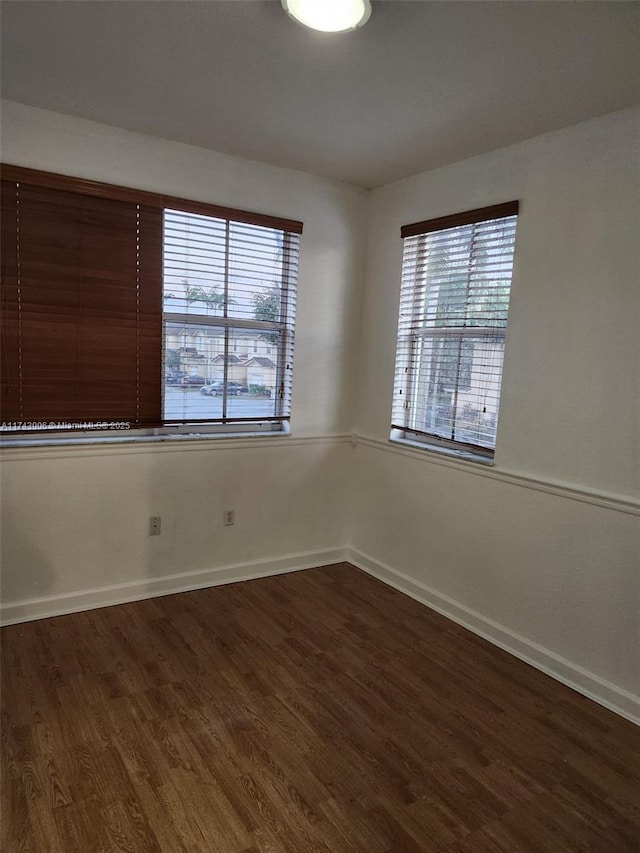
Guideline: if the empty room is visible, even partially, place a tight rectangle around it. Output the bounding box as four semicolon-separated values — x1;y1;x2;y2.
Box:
1;1;639;851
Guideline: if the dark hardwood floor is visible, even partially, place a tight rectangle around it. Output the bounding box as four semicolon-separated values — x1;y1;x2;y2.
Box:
2;563;639;852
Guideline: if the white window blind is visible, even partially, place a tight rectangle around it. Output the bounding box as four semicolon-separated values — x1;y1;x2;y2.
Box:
392;202;519;458
162;209;300;429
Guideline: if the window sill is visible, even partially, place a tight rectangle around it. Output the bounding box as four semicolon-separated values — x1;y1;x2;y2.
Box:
389;430;494;466
0;422;290;450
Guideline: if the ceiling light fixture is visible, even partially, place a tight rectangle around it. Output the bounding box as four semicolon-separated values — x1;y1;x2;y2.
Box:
281;0;372;33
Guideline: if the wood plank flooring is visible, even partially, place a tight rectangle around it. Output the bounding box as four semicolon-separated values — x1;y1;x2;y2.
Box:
2;563;639;852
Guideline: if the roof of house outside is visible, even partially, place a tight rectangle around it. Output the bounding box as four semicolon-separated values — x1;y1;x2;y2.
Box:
246;357;276;368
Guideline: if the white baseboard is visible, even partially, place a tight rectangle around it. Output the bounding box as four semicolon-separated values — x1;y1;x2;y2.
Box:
347;548;640;726
0;547;349;626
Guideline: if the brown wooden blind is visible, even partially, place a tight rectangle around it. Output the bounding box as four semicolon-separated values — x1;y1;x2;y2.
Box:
0;165;304;235
1;179;163;429
401;201;519;239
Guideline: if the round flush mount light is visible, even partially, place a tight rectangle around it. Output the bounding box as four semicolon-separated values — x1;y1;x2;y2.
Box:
281;0;372;33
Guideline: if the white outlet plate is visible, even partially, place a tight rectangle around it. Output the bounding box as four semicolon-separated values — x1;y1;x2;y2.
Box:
149;516;161;535
223;509;235;527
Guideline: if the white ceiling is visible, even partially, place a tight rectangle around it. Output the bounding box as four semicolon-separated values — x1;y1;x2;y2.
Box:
2;1;638;188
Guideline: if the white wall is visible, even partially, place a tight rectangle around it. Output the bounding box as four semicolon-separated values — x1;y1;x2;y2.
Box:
351;107;640;718
0;101;367;617
1;437;351;621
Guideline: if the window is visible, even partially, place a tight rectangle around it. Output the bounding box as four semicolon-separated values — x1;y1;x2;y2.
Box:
162;209;298;426
391;202;519;461
0;166;302;441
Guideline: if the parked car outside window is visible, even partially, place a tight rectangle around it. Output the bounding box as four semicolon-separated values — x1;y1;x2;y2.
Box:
178;375;207;387
165;371;187;385
200;381;248;396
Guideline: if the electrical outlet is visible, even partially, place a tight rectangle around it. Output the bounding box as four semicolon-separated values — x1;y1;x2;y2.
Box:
149;516;162;536
223;508;235;527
